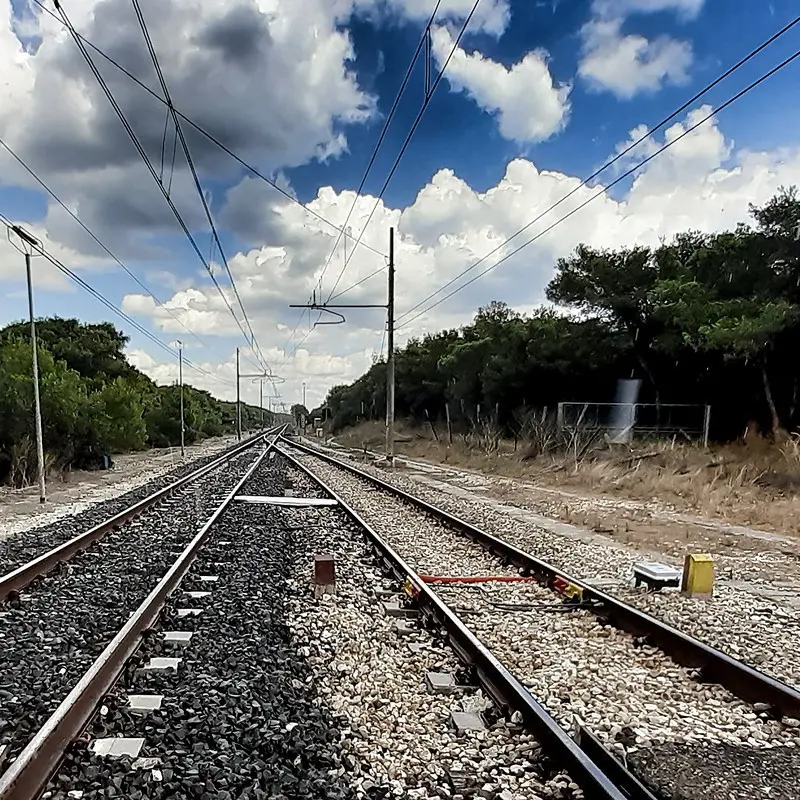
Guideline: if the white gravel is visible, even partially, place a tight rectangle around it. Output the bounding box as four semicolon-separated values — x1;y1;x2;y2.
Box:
320;450;800;691
286;446;800;798
285;489;577;799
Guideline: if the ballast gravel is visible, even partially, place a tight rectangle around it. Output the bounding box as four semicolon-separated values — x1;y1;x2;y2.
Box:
0;435;259;573
0;447;261;764
49;463;579;800
311;446;800;691
285;446;800;800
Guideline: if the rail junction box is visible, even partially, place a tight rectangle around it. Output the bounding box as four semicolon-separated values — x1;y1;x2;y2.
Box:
633;562;681;591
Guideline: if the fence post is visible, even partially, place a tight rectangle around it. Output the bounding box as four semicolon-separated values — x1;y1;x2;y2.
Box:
556;402;564;431
703;404;711;447
445;402;452;444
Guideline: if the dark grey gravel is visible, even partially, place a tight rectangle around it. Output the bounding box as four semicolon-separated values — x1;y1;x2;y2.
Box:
0;437;258;575
628;740;800;800
49;459;358;800
0;447;261;764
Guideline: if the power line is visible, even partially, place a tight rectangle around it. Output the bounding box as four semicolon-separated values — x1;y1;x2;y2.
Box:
0;211;233;388
323;0;483;303
129;0;271;374
313;0;443;297
396;14;800;325
282;0;442;363
397;46;800;331
0;132;210;351
53;0;264;372
30;0;386;262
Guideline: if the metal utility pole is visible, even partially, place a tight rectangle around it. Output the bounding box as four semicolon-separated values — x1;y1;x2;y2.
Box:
289;227;396;463
177;340;185;457
386;228;395;463
241;370;285;432
9;226;46;503
236;347;241;441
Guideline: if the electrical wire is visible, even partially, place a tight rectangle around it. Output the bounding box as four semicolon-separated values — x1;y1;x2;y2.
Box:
30;0;386;262
313;0;444;298
129;0;271;374
323;0;483;303
280;0;443;363
53;0;265;373
0;211;233;387
397;46;800;330
395;14;800;326
0;133;210;351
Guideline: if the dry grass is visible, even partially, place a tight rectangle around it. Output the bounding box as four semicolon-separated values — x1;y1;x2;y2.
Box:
331;421;800;535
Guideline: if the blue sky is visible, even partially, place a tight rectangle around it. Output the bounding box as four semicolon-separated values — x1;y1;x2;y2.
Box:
0;0;799;409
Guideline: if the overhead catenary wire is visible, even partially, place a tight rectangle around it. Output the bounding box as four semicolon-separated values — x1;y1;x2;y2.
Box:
323;0;484;304
30;0;386;262
129;0;271;374
0;133;210;351
281;0;444;361
395;15;800;326
0;211;234;388
313;0;444;297
53;0;265;373
396;46;800;330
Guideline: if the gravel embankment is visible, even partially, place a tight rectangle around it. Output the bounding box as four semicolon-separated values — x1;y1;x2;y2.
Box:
49;463;578;800
287;447;800;800
0;436;261;574
316;448;800;691
0;447;262;765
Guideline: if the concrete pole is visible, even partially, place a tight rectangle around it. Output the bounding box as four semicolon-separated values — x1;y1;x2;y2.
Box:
178;341;185;457
236;347;241;441
385;227;395;464
25;252;46;504
260;380;264;429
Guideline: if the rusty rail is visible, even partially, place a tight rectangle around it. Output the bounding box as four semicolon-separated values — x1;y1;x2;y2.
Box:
0;429;273;602
0;430;283;800
283;438;800;719
278;443;633;800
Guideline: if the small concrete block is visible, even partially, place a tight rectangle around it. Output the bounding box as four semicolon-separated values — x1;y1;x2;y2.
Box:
407;642;427;654
382;601;407;618
127;694;163;712
426;671;456;694
176;608;203;618
143;656;182;672
183;590;211;600
162;630;193;646
314;555;335;598
91;737;145;758
394;619;416;636
450;711;486;733
198;575;219;583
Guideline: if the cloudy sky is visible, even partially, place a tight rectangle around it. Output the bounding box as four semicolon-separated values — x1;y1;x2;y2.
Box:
1;0;799;411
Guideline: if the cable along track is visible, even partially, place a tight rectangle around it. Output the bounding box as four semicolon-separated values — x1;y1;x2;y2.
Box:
279;438;800;800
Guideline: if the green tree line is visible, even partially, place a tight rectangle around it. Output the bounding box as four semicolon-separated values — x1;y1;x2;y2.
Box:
318;188;800;441
0;318;268;486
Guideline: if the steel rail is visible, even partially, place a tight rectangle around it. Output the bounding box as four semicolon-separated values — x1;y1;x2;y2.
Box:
282;438;800;718
0;428;285;800
277;443;633;800
0;428;277;602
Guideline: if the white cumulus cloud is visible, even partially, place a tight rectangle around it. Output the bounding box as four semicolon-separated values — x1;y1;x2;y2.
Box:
578;0;701;98
431;26;571;143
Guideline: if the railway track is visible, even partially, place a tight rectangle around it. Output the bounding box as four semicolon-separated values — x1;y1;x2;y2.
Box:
2;432;798;799
0;430;279;797
279;437;800;800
